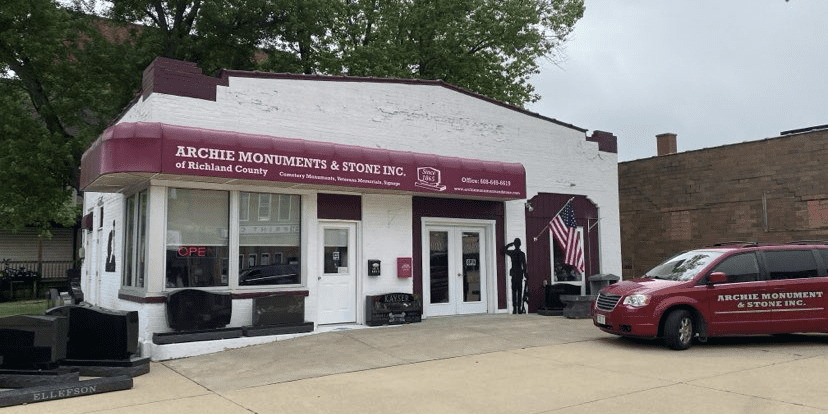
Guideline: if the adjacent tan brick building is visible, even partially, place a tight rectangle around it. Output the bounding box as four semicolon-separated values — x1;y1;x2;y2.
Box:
619;126;828;279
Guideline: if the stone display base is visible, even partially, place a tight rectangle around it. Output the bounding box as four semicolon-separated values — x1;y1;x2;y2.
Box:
537;307;564;316
242;322;314;337
0;375;132;408
152;327;244;345
0;367;80;389
61;356;150;378
560;295;598;319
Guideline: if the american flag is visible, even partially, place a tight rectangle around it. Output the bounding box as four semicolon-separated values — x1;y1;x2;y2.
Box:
549;202;585;274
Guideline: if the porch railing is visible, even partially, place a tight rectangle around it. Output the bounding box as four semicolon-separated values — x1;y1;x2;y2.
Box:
1;260;75;280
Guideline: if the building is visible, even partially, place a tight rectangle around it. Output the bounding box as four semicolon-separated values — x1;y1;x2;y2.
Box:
619;127;828;280
79;57;620;359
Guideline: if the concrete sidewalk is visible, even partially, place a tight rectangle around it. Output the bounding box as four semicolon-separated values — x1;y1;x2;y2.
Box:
6;314;828;413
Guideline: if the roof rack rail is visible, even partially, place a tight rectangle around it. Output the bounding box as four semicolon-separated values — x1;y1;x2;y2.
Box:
786;240;828;245
709;241;759;247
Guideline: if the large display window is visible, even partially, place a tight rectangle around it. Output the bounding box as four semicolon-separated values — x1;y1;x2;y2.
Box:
238;192;301;286
166;188;230;288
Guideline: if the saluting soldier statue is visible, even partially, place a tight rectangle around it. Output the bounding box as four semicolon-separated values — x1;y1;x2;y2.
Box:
503;238;528;314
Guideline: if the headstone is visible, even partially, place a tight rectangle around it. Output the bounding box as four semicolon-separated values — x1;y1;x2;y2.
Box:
252;295;305;326
65;268;84;304
560;294;598;319
47;289;61;309
45;305;138;360
365;293;422;326
538;283;582;316
165;289;232;331
0;315;69;368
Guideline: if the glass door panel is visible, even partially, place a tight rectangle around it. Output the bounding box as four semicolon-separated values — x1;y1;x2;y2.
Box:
429;231;449;304
462;232;481;303
424;226;488;316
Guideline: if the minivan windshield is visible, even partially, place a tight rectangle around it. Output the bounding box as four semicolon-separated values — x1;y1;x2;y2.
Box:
645;250;724;281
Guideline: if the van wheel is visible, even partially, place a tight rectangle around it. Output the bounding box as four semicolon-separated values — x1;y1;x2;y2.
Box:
664;310;694;350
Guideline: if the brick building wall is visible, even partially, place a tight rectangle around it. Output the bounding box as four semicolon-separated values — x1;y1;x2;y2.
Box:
619;128;828;279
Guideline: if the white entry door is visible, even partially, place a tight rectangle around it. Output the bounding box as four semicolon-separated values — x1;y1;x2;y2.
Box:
424;226;488;316
318;222;357;324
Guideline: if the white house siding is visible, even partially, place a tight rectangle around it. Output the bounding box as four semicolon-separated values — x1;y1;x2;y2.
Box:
0;229;74;261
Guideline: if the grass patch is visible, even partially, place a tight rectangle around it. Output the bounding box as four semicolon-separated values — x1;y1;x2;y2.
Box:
0;299;48;318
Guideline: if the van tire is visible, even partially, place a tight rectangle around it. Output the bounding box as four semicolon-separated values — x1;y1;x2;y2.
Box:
664;310;694;350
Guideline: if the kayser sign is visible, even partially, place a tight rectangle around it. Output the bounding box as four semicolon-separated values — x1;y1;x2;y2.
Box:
153;123;526;198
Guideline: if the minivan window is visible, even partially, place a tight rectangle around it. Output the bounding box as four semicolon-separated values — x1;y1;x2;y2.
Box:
645;250;724;281
708;253;760;283
765;250;818;279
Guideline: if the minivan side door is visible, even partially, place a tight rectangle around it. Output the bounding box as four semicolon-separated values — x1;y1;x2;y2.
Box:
703;252;772;336
760;249;827;333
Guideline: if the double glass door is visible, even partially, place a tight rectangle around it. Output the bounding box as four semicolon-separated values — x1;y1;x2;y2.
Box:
425;226;488;316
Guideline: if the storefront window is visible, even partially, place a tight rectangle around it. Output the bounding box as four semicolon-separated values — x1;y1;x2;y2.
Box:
239;192;301;286
166;188;229;288
123;191;147;288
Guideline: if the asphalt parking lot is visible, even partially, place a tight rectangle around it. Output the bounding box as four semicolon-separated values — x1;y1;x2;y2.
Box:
6;314;828;414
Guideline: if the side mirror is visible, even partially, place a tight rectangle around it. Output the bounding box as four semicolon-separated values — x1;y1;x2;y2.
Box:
708;271;727;284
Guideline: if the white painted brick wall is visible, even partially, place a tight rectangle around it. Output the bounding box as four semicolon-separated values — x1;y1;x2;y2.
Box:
84;75;619;358
361;194;414;295
129;78;620;276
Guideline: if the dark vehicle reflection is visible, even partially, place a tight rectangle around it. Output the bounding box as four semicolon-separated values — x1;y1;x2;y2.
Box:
239;264;300;286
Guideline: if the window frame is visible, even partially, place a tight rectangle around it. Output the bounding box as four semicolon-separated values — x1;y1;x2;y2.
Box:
157;185;306;293
238;191;302;288
164;187;230;289
760;249;820;280
258;193;271;221
703;252;761;284
122;189;148;290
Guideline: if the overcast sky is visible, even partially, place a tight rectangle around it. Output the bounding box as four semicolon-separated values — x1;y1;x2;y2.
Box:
528;0;828;162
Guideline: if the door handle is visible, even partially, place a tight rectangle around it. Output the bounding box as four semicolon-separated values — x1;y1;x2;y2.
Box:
457;273;462;278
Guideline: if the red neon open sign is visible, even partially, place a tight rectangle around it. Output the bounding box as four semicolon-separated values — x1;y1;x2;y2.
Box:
176;246;216;258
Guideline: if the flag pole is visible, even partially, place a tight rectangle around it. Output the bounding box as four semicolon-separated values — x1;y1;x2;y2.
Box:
533;197;575;241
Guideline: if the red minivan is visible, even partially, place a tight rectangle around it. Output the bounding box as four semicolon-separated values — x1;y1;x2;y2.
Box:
593;243;828;349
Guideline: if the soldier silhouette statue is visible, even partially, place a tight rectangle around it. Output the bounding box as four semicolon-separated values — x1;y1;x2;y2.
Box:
503;238;528;314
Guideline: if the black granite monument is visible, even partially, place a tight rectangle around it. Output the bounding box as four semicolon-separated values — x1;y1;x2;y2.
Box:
46;305;138;360
365;293;422;326
165;289;232;331
0;315;68;369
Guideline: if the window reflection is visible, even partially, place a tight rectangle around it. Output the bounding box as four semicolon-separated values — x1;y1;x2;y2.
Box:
239;192;301;286
646;250;724;281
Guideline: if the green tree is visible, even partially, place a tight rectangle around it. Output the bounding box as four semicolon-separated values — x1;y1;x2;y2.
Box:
1;0;583;231
108;0;269;74
0;0;144;232
108;0;584;104
325;0;585;105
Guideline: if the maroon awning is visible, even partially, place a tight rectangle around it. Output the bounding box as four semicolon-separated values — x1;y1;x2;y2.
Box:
80;122;526;200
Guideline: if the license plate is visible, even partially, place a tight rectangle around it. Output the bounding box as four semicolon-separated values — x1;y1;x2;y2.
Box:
595;314;606;325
